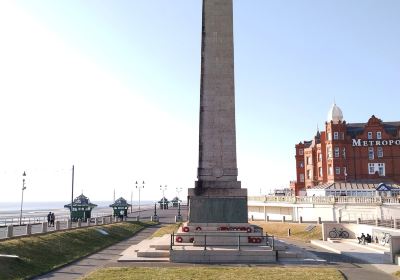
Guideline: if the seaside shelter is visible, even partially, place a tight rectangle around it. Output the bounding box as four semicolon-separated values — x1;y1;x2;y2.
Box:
64;194;97;221
109;197;131;218
158;197;169;210
171;196;182;208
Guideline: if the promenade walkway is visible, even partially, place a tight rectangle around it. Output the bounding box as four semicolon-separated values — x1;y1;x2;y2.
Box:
34;207;180;280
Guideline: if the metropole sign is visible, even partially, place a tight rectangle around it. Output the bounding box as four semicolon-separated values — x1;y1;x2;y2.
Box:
352;139;400;147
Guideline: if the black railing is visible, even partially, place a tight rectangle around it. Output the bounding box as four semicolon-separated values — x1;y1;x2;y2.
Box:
170;232;275;251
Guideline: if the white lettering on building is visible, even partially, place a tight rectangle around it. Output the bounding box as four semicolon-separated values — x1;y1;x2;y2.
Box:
352;138;400;147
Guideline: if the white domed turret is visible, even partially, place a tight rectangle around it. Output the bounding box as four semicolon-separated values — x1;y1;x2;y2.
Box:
327;103;343;124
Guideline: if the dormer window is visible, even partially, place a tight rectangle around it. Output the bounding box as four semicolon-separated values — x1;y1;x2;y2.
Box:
368;132;373;139
376;131;382;140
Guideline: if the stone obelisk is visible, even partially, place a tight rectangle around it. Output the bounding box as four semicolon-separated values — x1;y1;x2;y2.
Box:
188;0;247;224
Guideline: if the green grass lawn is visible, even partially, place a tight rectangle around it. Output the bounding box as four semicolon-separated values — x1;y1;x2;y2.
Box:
0;221;152;280
150;223;181;238
252;222;322;242
83;267;344;280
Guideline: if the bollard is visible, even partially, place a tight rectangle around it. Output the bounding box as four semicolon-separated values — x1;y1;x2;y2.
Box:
298;216;303;224
266;215;269;222
55;221;61;231
41;222;48;233
251;215;254;221
338;217;342;223
288;228;291;236
26;224;32;235
86;219;90;227
175;215;182;223
77;219;82;228
357;218;361;224
67;219;72;229
318;217;322;224
6;225;13;238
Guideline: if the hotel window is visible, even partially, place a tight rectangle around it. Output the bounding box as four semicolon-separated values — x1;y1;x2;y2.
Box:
341;132;345;140
327;147;332;158
328;166;333;175
377;147;383;158
368;147;374;160
299;149;303;155
307;169;312;179
327;132;332;141
368;163;375;174
318;153;322;162
378;163;385;176
306;156;311;165
300;174;304;182
319;167;323;177
335;167;341;175
334;147;340;158
342;147;346;158
368;131;373;139
334;132;339;140
376;131;382;140
299;162;304;168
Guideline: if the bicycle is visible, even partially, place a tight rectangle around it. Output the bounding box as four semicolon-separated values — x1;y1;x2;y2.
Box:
328;227;350;238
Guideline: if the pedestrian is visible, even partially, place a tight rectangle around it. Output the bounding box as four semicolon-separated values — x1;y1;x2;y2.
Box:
50;212;55;227
47;212;52;225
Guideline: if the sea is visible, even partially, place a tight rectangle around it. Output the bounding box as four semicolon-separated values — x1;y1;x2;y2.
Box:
0;200;156;221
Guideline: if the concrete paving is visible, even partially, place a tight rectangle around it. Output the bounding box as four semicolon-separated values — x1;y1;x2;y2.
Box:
311;239;398;275
33;207;181;280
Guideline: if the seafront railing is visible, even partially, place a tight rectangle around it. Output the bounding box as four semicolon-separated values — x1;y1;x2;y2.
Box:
0;212;111;227
248;195;400;205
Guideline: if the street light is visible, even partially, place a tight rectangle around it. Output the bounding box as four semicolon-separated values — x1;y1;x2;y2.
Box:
19;171;26;225
136;181;145;218
160;185;167;210
130;190;133;213
176;187;183;199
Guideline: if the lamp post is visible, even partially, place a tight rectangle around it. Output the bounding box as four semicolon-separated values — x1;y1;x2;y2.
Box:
160;185;167;209
176;187;183;200
130;190;133;213
136;181;145;218
19;171;26;225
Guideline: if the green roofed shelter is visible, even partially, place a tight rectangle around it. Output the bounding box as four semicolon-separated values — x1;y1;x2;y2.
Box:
109;197;131;218
171;196;182;208
158;197;169;210
64;194;97;221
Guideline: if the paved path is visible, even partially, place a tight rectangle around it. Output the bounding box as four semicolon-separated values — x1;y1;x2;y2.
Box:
279;237;397;280
34;207;181;280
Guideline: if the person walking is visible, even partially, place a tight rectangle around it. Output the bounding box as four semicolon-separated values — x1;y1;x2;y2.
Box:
50;212;55;227
47;212;52;226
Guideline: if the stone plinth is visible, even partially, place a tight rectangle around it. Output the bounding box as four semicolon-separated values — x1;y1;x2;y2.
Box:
188;187;247;223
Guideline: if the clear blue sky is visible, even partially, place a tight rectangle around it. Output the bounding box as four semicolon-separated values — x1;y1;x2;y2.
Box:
0;0;399;203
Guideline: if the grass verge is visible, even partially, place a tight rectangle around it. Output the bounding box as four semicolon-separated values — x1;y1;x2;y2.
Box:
252;221;322;242
150;223;181;238
83;267;344;280
393;270;400;278
0;221;152;280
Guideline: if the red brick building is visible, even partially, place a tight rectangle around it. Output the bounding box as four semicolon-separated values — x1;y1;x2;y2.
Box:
291;104;400;195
